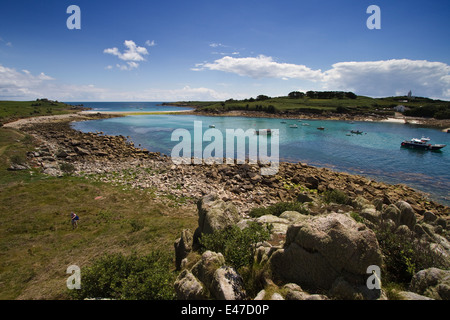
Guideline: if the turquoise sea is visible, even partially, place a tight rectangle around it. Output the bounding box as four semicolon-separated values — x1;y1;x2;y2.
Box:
68;101;193;113
69;103;450;205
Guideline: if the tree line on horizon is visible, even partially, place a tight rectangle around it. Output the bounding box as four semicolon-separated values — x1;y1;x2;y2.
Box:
288;91;357;100
224;91;358;103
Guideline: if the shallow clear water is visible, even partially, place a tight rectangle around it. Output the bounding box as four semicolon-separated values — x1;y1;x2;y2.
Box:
72;113;450;205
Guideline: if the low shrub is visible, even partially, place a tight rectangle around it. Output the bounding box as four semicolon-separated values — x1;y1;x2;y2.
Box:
60;162;75;175
199;222;272;270
323;189;350;205
10;154;27;165
350;211;365;223
129;219;145;232
374;224;449;284
70;251;176;300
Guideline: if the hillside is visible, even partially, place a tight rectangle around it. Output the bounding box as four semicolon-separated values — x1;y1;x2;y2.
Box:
0;99;88;124
167;93;450;120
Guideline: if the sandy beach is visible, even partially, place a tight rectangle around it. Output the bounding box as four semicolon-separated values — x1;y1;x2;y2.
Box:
3;113;91;129
79;110;190;116
379;118;407;123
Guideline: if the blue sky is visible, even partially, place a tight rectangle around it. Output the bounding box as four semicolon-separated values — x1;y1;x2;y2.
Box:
0;0;449;101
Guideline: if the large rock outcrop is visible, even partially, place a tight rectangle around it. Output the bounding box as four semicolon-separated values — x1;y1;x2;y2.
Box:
269;213;383;295
409;268;450;300
174;250;246;300
193;194;240;249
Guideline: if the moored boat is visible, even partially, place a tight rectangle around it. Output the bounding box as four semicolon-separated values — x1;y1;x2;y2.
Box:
401;137;446;151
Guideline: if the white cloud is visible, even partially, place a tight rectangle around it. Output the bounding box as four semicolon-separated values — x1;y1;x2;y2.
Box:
194;56;450;100
196;55;324;82
0;64;111;101
115;61;140;71
209;43;226;48
323;59;450;99
37;72;54;81
104;40;149;70
0;63;236;101
133;86;234;101
0;65;55;98
145;40;156;47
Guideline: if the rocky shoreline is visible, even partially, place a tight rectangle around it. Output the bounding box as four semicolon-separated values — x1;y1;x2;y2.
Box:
8;113;449;217
6;112;450;300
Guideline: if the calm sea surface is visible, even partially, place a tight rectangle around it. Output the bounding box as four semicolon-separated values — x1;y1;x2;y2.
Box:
70;103;450;205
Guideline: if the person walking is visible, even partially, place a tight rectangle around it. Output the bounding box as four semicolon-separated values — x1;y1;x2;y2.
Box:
71;212;79;229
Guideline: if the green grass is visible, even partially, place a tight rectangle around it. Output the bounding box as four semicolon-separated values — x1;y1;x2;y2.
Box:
0;99;78;124
0;127;198;299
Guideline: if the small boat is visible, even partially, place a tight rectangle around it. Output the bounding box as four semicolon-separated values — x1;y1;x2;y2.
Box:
255;129;272;136
302;123;310;126
289;124;298;128
209;125;215;128
297;119;303;122
401;137;446;151
317;127;325;130
351;130;363;134
281;121;287;124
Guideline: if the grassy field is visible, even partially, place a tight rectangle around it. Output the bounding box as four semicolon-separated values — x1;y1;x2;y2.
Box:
0;126;197;299
0;99;81;124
